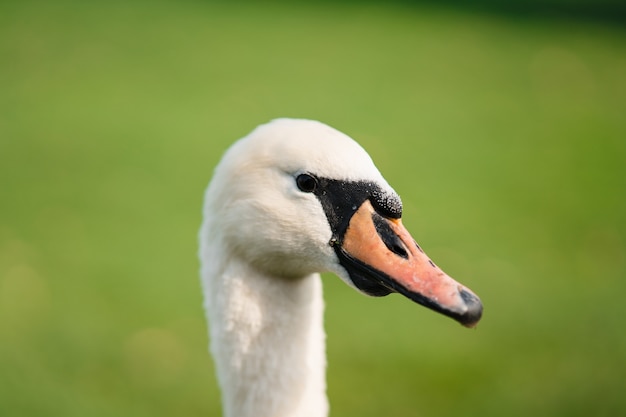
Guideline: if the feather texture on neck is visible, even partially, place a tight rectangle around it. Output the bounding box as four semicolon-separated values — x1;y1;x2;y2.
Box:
200;236;328;417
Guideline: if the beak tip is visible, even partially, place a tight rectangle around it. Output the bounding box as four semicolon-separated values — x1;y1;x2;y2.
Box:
458;288;483;328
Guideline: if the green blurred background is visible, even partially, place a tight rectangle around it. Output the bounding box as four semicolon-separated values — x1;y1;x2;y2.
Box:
1;0;625;416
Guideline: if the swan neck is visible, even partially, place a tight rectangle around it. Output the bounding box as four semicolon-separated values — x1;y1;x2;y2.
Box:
201;251;328;417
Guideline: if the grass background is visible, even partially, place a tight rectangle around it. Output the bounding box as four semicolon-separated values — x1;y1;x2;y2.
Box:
1;1;625;416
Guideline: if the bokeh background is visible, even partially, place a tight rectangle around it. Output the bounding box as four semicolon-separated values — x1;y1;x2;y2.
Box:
1;0;625;416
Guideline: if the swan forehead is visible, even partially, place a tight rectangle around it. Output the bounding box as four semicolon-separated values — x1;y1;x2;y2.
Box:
243;118;386;183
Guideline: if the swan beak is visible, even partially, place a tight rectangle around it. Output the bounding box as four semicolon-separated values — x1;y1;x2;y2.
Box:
340;200;483;327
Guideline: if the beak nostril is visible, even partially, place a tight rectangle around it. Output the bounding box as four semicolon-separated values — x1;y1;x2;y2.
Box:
371;212;409;260
390;243;408;259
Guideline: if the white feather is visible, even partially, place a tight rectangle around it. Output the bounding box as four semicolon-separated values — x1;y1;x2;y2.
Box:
199;118;395;417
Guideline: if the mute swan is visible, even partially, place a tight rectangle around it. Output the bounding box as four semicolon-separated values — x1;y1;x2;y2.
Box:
199;118;482;417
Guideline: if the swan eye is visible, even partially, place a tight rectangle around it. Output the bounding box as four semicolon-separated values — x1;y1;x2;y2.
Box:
296;173;318;193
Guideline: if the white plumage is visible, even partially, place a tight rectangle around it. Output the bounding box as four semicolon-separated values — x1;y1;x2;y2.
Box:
199;119;482;417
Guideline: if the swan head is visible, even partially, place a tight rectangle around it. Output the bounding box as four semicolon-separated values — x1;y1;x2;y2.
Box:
202;118;482;327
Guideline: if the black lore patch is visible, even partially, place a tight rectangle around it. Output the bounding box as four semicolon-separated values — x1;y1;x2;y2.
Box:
309;177;402;243
301;175;405;299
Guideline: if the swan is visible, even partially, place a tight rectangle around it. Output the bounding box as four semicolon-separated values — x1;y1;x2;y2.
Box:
199;118;482;417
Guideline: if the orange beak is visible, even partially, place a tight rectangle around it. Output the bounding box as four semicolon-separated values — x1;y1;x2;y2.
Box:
336;200;482;327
